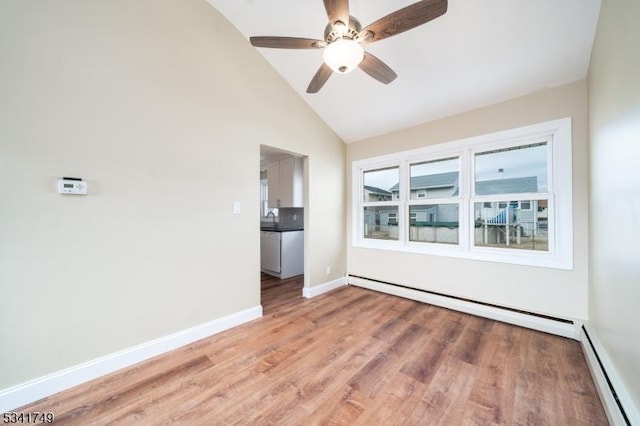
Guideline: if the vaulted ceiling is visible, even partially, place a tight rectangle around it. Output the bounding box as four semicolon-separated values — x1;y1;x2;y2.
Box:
208;0;601;143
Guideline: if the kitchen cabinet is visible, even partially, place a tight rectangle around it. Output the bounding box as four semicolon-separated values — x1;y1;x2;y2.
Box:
267;157;303;208
280;230;304;278
266;162;281;208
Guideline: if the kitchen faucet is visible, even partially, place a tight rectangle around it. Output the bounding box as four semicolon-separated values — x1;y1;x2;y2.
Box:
266;211;276;224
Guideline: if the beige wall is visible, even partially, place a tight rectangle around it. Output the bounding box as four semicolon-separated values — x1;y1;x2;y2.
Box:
0;0;346;389
588;0;640;410
347;80;589;319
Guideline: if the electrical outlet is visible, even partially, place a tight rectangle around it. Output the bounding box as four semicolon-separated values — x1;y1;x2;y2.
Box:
326;266;331;275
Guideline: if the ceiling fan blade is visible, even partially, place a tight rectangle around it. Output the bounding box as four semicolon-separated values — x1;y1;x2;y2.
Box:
358;52;397;84
360;0;447;44
323;0;350;26
307;63;333;93
250;36;325;49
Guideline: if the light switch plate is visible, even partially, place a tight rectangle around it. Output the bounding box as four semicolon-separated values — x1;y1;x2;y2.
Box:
232;201;241;214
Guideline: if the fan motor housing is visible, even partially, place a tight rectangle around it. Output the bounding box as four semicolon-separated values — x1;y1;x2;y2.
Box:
324;16;362;42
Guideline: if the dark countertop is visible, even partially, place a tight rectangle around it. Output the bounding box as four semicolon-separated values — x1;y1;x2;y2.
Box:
260;225;304;233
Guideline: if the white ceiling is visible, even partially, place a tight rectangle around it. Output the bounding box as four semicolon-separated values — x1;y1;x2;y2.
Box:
208;0;601;143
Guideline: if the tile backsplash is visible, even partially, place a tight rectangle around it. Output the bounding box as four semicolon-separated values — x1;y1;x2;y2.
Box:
278;208;303;229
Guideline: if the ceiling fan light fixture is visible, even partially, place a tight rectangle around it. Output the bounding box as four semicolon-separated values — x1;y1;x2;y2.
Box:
249;0;448;93
323;38;364;74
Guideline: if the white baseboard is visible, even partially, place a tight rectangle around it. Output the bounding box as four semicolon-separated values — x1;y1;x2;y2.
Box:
303;276;347;299
580;322;639;426
348;276;579;339
0;305;263;412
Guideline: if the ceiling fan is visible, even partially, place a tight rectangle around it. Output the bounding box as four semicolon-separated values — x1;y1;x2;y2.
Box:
250;0;448;93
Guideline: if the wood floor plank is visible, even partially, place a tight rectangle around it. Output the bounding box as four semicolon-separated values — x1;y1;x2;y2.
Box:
298;336;387;416
512;331;565;425
15;275;609;425
245;337;386;424
408;356;477;425
558;340;610;424
467;326;522;424
47;355;213;425
322;386;368;425
400;338;449;385
450;326;486;365
355;372;428;426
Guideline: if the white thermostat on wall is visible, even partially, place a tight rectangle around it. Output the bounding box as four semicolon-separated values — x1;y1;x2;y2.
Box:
58;177;87;195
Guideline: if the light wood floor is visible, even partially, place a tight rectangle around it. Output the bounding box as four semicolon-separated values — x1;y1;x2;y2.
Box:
19;274;607;425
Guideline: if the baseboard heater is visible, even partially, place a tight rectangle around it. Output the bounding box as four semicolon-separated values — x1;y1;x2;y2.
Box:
347;274;578;339
581;325;632;425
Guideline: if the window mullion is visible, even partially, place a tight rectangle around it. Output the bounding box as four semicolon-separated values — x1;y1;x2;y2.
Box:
471;192;551;203
398;159;406;244
461;147;472;251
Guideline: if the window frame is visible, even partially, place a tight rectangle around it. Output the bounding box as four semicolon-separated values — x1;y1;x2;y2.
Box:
405;154;463;248
260;178;278;218
351;118;573;270
470;137;554;255
359;164;403;245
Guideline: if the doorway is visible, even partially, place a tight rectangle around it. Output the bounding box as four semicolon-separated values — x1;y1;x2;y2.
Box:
259;145;306;313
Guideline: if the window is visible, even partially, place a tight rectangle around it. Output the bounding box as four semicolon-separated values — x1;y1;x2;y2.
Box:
473;143;548;252
408;157;460;245
362;167;400;241
352;118;573;269
260;179;278;218
388;212;398;225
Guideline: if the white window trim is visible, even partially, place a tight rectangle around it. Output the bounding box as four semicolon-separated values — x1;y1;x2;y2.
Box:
351;117;573;270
